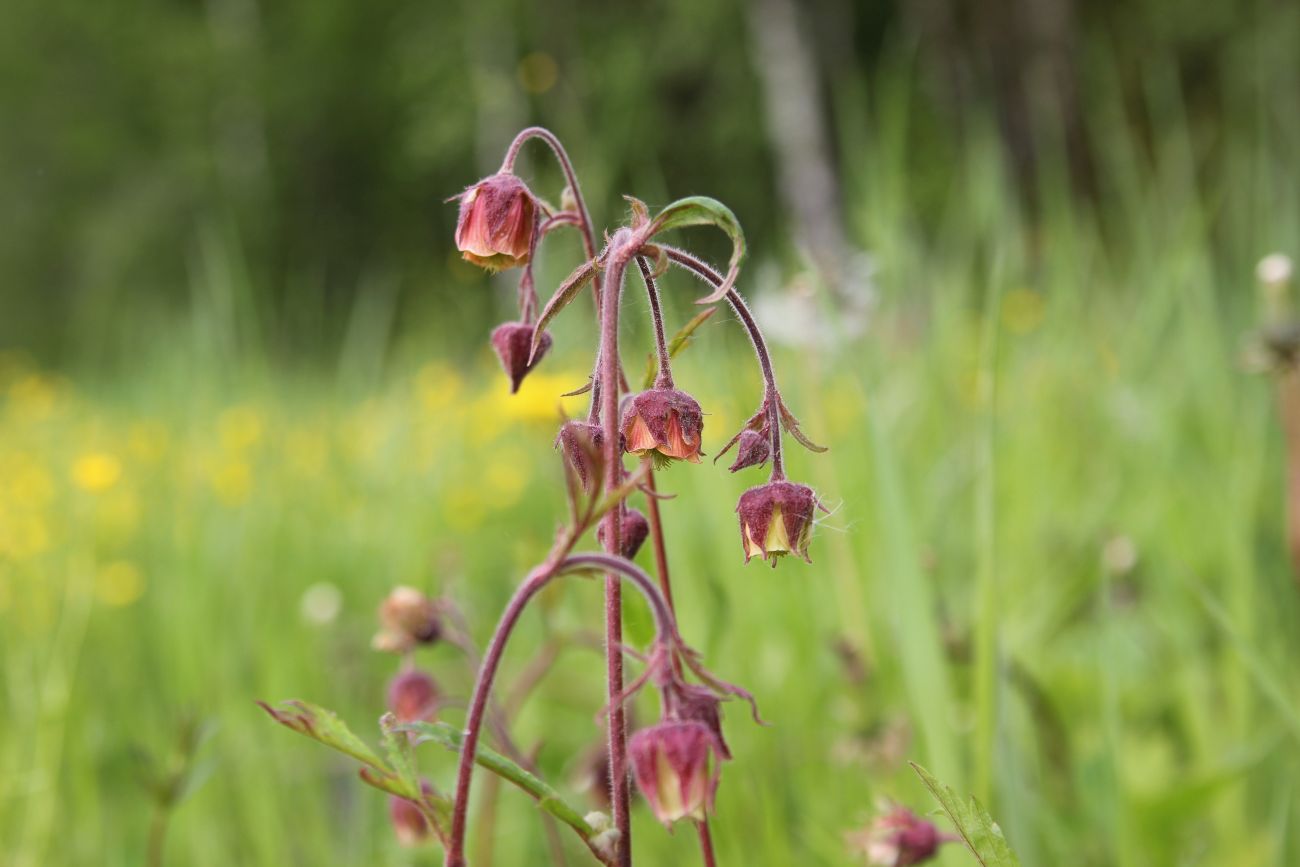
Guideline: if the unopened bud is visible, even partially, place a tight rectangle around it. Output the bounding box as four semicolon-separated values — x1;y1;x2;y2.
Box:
386;669;439;723
597;508;650;559
373;586;441;653
727;429;771;472
490;322;551;394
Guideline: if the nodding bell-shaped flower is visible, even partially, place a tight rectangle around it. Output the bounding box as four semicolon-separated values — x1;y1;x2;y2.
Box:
628;720;721;826
727;428;771;472
849;806;947;867
620;388;704;464
597;507;650;559
454;172;536;271
387;668;440;723
388;780;437;847
373;586;442;653
555;420;605;492
736;480;819;565
490;322;551;394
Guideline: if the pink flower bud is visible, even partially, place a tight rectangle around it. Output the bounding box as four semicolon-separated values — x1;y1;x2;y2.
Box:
373;586;442;653
620;388;704;464
596;508;650;559
555;421;605;492
849;806;946;866
727;429;771;472
736;480;818;564
628;721;720;826
388;780;436;847
453;172;536;271
386;669;440;723
490;322;551;394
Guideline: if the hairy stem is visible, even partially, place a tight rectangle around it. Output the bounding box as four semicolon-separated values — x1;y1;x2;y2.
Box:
598;248;633;866
636;256;675;389
661;246;786;479
695;819;718;867
443;552;677;867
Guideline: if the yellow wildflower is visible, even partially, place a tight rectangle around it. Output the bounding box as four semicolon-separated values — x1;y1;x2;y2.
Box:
72;453;122;493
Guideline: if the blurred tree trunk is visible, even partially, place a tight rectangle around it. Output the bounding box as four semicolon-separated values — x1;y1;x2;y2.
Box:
905;0;1096;208
745;0;855;299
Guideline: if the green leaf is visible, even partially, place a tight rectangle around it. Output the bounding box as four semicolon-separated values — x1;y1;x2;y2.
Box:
641;306;718;388
400;721;598;840
257;700;387;771
649;196;746;304
533;259;597;360
910;763;1021;867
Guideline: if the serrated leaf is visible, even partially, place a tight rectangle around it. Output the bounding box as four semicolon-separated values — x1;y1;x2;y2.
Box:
533;259;598;360
650;196;746;304
257;700;387;771
400;721;597;840
910;762;1021;867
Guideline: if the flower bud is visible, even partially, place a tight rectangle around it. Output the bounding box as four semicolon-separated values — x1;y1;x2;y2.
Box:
454;172;536;271
387;669;440;723
849;806;946;866
373;586;442;653
736;480;818;564
388;780;436;847
596;508;650;559
727;429;771;472
555;421;605;492
490;322;551;394
620;388;704;464
628;721;720;826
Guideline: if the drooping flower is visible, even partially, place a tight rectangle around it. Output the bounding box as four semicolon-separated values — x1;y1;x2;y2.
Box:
387;669;440;723
373;586;442;653
597;508;650;559
454;172;536;271
620;388;704;464
490;322;551;394
628;721;721;826
555;421;605;492
736;480;819;565
847;806;947;866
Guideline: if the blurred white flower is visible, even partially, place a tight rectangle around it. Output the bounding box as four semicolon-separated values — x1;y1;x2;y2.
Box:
300;582;343;626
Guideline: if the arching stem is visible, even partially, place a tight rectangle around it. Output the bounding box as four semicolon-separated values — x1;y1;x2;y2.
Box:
443;552;678;867
661;246;786;480
636;256;675;389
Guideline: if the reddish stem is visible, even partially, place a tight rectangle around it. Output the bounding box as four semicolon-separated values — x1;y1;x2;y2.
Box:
695;819;718;867
660;246;786;480
598;246;633;866
443;553;677;867
636;256;675;389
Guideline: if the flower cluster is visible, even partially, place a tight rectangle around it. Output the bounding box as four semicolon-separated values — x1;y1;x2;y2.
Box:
444;125;832;864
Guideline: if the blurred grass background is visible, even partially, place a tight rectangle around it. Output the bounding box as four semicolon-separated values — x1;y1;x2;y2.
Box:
3;0;1300;865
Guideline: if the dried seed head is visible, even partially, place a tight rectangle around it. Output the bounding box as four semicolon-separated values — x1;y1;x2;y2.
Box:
386;669;440;723
373;586;442;653
727;428;771;472
628;721;721;826
848;806;946;866
555;421;605;492
736;480;819;565
620;388;704;465
490;322;551;394
597;508;650;559
453;172;536;271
